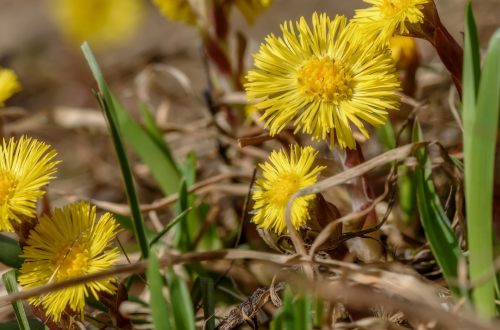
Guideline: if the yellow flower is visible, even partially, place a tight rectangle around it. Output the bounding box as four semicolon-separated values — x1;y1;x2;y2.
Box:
18;201;121;322
245;13;401;150
153;0;197;25
234;0;273;25
0;68;22;107
353;0;429;47
252;145;326;233
390;35;418;69
153;0;272;25
0;136;59;232
48;0;143;48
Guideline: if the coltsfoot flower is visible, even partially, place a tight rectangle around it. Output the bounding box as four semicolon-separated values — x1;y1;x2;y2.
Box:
153;0;197;25
252;145;326;233
18;201;121;322
0;68;22;107
153;0;273;25
49;0;143;47
245;13;401;150
0;136;58;232
353;0;429;47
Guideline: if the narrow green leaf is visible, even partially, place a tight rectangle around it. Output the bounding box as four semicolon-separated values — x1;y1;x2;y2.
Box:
378;115;396;150
294;291;311;330
449;155;464;171
270;308;284;330
200;277;215;330
2;270;30;330
85;296;108;313
313;298;323;327
114;97;181;196
81;43;149;259
466;28;500;317
147;250;171;330
0;234;23;268
190;277;202;310
283;287;294;330
173;178;190;252
413;119;462;299
0;321;43;330
140;103;179;172
167;267;196;330
149;207;192;247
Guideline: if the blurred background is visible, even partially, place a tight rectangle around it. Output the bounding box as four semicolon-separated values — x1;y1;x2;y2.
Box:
0;0;499;325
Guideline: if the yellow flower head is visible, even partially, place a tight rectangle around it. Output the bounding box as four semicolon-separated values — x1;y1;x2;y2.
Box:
0;136;59;232
245;13;401;150
390;35;418;70
49;0;143;48
153;0;197;25
18;201;121;322
153;0;272;25
234;0;273;25
353;0;429;47
252;145;326;233
0;68;22;107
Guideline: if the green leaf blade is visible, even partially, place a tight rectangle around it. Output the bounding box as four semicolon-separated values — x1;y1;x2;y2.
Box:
147;250;172;330
466;27;500;317
81;43;149;259
0;234;24;269
413;119;462;299
2;270;30;330
167;267;196;330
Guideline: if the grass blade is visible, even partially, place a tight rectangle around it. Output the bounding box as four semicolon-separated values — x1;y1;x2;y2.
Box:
140;103;179;172
283;286;294;330
149;207;192;247
200;277;215;330
167;267;196;330
147;250;172;330
0;234;23;268
114;97;181;196
466;27;500;317
413;119;462;298
0;321;43;330
81;42;149;259
2;270;30;330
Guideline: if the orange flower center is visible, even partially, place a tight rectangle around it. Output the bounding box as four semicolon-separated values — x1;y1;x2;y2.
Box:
295;55;352;104
270;174;299;205
378;0;410;18
0;170;18;205
49;241;90;281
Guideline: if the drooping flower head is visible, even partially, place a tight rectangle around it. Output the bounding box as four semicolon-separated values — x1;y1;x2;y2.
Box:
153;0;197;25
153;0;272;25
390;35;418;70
48;0;144;48
245;13;401;150
353;0;429;47
18;201;121;322
252;145;326;233
0;68;22;107
0;136;59;232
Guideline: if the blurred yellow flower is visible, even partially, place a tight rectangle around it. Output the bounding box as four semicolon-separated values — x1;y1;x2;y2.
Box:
19;201;121;322
233;0;273;25
390;35;418;69
353;0;429;47
153;0;197;25
0;136;58;232
0;68;22;107
245;13;401;150
252;145;325;233
153;0;273;25
49;0;143;48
